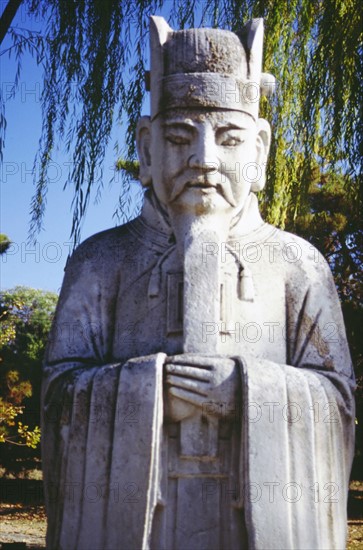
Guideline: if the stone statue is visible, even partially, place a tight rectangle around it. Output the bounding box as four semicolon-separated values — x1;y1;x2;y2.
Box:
42;16;355;550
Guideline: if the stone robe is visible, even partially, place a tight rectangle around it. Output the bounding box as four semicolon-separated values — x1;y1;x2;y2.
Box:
42;191;355;549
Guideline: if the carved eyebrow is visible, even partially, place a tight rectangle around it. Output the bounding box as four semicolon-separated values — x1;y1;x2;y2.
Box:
163;121;196;131
215;123;250;131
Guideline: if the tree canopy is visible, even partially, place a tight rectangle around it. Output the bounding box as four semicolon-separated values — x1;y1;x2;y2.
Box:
1;0;361;243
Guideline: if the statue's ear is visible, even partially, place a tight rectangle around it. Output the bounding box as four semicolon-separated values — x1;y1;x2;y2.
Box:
251;118;271;192
136;116;152;187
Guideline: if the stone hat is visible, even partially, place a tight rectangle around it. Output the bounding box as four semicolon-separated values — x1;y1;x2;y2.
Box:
148;16;275;120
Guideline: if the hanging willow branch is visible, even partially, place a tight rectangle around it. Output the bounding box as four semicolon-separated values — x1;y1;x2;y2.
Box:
1;0;361;244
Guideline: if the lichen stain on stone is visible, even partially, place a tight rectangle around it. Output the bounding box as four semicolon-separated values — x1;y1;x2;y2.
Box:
301;312;333;366
323;356;334;370
204;35;244;75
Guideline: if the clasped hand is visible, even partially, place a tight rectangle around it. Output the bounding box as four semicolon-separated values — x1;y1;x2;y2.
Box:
164;354;240;423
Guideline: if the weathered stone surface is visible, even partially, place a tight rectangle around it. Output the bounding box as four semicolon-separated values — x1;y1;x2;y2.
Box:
42;15;355;550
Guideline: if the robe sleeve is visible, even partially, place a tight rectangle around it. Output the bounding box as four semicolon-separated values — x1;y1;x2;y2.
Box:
41;240;164;550
241;252;355;550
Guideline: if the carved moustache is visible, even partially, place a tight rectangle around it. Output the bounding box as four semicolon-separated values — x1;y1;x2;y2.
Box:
168;170;237;207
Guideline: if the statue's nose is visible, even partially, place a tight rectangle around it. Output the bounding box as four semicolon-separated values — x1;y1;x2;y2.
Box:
188;132;218;172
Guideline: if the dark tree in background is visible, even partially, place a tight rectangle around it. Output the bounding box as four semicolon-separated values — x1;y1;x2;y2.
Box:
0;286;58;474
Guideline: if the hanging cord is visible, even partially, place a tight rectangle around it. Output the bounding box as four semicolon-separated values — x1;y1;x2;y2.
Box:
148;244;177;298
224;243;254;302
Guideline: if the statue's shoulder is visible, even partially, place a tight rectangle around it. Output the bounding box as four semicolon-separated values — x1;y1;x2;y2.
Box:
267;225;333;283
64;216;145;272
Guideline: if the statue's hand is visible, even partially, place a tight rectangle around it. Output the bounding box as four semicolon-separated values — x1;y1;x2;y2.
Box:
164;354;240;422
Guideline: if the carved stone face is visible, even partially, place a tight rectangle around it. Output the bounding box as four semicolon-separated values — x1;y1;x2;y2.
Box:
137;109;270;218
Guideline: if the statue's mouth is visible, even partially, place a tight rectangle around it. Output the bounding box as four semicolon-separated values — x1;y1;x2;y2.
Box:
169;175;237;207
186;181;216;190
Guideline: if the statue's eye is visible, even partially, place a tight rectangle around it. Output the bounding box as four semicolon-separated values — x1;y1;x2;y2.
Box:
165;134;191;145
217;127;247;147
220;134;244;147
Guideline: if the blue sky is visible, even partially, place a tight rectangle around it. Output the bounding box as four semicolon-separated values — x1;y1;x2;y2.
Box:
0;4;147;293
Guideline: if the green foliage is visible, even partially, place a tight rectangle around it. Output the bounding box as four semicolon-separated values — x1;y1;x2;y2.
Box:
0;286;58;471
17;422;41;449
0;234;11;255
116;159;140;180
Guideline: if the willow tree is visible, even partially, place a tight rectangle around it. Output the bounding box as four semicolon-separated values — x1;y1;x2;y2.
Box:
1;0;361;243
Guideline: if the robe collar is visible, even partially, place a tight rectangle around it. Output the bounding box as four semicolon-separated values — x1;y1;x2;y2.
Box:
133;189;276;302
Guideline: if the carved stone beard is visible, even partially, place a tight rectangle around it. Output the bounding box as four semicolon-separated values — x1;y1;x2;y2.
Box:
166;193;236;264
165;200;233;354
